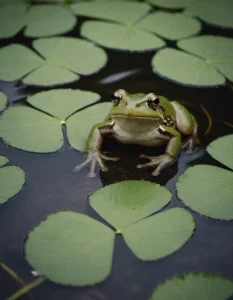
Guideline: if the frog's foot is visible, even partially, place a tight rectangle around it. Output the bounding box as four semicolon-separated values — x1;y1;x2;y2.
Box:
73;151;119;178
181;136;195;154
137;154;175;176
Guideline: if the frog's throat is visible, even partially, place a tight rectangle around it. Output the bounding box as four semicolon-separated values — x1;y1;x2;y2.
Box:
112;114;160;120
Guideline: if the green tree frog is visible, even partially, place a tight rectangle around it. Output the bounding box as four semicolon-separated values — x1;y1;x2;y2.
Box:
73;89;197;177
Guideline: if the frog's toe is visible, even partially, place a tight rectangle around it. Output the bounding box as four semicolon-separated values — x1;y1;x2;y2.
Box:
101;153;119;161
73;158;91;172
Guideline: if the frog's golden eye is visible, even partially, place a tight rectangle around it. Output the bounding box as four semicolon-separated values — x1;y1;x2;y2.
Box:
147;93;160;110
111;91;122;106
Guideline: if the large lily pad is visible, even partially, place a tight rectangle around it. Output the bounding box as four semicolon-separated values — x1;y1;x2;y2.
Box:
89;180;171;230
149;273;233;300
177;165;233;220
24;4;77;37
0;92;7;112
146;0;190;9
25;211;114;286
137;11;201;41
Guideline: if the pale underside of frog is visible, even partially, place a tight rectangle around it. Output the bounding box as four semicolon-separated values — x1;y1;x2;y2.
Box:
73;89;198;177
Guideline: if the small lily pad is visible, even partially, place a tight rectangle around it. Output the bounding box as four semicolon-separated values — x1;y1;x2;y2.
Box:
24;4;77;37
67;102;112;151
0;165;25;204
149;273;233;300
0;155;9;167
81;21;165;52
25;211;114;286
0;4;27;39
0;92;7;112
89;180;172;230
177;165;233;220
123;208;195;260
207;135;233;171
71;0;151;25
146;0;190;9
137;11;201;41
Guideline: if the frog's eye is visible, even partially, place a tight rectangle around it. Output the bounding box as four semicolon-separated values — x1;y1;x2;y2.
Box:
147;94;160;110
111;91;122;106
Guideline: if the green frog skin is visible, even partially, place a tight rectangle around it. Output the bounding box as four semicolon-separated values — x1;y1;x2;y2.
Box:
73;89;198;177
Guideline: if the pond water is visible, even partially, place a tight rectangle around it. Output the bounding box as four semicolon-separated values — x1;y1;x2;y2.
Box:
0;14;233;300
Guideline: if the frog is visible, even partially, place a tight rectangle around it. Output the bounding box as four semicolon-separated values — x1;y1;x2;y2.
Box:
73;89;198;177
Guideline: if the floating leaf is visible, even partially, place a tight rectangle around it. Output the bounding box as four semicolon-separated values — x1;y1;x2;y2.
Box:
0;91;7;112
89;180;171;230
71;0;151;24
27;89;100;121
177;165;233;220
25;211;114;286
178;36;233;83
0;155;9;167
146;0;190;9
152;48;225;87
24;4;77;37
185;0;233;29
137;11;201;41
149;272;233;300
0;165;25;204
67;102;112;151
81;21;165;52
0;4;27;39
207;135;233;171
123;208;194;260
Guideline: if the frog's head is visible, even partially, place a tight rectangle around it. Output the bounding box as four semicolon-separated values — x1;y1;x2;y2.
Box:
110;89;165;120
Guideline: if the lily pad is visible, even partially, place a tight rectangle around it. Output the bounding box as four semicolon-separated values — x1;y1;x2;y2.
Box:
207;135;233;171
0;155;9;167
0;38;107;86
149;273;233;300
0;165;25;204
67;102;112;151
152;48;225;87
177;165;233;220
81;21;165;52
25;211;114;286
0;92;7;112
137;11;201;41
24;4;77;37
123;208;195;260
27;89;100;121
178;36;233;83
0;4;27;39
71;0;151;25
146;0;190;9
89;180;172;230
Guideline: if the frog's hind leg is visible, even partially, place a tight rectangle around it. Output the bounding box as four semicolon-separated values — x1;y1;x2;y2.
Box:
171;101;198;152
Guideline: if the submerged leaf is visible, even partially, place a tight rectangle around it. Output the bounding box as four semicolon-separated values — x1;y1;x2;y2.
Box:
123;208;194;260
25;211;114;286
0;91;7;112
0;155;9;167
89;180;171;230
149;272;233;300
177;165;233;220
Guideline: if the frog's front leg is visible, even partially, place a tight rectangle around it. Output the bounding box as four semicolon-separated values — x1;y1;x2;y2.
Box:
73;120;118;177
137;126;181;176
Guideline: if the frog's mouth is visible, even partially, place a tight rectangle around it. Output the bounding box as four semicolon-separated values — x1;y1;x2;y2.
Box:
112;114;160;120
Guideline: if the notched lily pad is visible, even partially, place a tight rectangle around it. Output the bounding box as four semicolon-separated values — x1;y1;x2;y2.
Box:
0;91;7;112
25;211;114;286
149;272;233;300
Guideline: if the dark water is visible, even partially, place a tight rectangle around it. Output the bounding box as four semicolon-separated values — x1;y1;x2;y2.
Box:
0;16;233;300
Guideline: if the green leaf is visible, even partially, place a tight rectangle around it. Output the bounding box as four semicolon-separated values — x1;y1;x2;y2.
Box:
177;165;233;220
27;89;100;121
185;0;233;29
81;21;165;52
0;91;7;112
0;44;44;82
207;135;233;171
24;4;77;37
71;0;151;25
89;180;171;230
152;48;225;87
25;211;114;286
123;207;194;260
0;166;25;204
0;155;9;167
146;0;190;9
67;102;112;151
137;12;201;41
149;273;233;300
0;4;27;39
0;106;63;153
178;35;233;82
